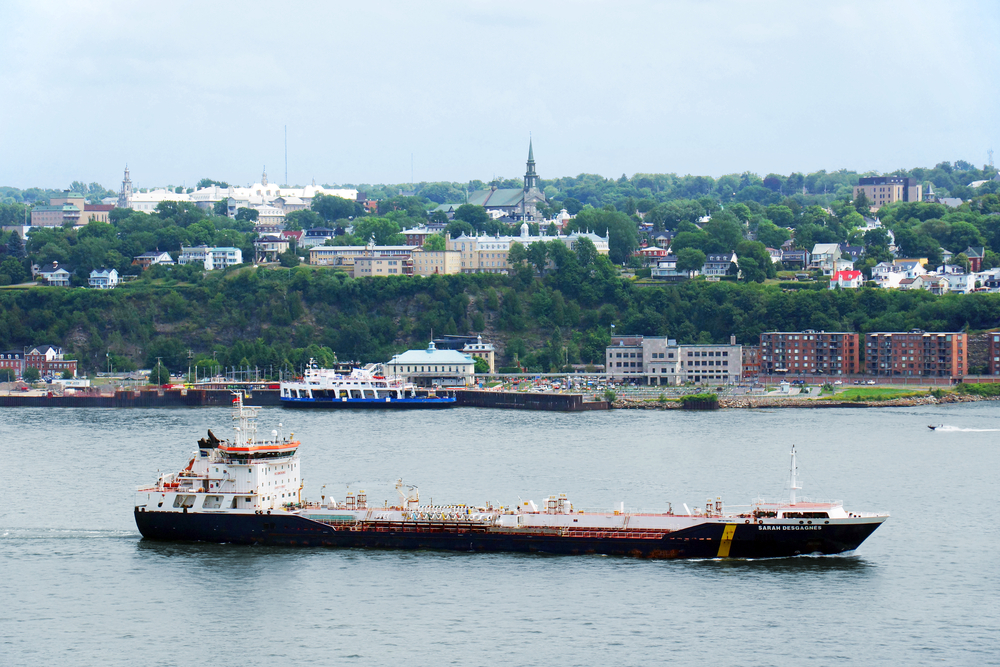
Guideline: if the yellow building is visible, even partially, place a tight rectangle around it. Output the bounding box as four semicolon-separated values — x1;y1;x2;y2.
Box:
853;176;922;210
352;255;412;277
447;223;610;274
412;249;462;276
462;335;496;373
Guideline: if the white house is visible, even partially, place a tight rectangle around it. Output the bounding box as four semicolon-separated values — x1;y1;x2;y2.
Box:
810;243;842;275
651;253;692;279
872;262;905;289
702;252;738;278
37;262;73;286
89;267;119;289
178;246;243;270
829;270;864;289
943;272;975;294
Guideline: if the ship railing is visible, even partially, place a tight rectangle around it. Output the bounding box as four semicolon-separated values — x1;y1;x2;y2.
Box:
752;497;844;507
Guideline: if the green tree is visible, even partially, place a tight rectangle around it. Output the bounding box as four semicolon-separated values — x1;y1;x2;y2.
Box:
213;199;229;216
444;220;475;238
736;240;777;283
454;204;490;230
676;247;706;274
507;242;528;265
284;209;323;231
6;231;25;258
0;368;15;382
423;234;446;251
61;369;74;379
353;217;404;245
197;178;230;189
235;208;259;223
528;242;549;274
755;221;790;249
312;193;358;222
571;208;638;264
23;367;40;382
474;357;489;373
279;251;300;267
574;236;598;267
150;363;170;384
854;190;871;214
0;257;27;283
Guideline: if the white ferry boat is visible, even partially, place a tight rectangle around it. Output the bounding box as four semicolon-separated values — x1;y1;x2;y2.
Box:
134;394;888;558
279;360;455;409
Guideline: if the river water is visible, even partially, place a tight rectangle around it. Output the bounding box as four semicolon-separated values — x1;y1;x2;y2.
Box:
1;402;997;666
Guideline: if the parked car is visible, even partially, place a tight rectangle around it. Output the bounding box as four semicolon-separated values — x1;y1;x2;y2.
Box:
866;380;876;385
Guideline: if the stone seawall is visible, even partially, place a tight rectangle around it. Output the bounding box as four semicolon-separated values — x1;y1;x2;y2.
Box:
454;390;609;411
611;393;991;410
0;388;282;408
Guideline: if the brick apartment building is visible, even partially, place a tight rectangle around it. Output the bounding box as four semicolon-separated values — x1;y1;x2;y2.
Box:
990;332;1000;375
742;345;761;380
759;331;860;375
865;330;966;377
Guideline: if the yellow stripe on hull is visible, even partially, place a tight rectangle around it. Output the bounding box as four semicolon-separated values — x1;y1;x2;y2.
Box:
717;524;737;557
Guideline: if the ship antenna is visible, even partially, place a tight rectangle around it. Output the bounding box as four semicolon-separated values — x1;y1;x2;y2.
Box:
789;445;801;505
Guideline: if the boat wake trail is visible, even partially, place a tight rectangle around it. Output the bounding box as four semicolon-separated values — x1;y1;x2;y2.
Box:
935;425;1000;432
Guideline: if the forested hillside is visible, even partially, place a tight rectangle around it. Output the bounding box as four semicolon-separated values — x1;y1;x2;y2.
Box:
2;247;1000;376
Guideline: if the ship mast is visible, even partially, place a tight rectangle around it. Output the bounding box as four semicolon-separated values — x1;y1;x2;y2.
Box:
789;445;801;505
231;392;258;447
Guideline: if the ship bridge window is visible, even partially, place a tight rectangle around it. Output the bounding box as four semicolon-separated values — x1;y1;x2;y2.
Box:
782;511;828;519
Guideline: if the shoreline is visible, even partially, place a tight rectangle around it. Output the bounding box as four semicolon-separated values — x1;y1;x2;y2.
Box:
611;392;994;410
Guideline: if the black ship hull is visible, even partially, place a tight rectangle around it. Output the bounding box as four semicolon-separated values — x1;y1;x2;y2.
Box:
280;397;455;409
134;510;882;559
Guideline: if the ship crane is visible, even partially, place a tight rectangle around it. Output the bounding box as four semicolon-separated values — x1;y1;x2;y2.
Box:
395;479;419;509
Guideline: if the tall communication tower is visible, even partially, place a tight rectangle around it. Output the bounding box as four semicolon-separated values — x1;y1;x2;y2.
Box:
989;148;994;169
284;125;288;186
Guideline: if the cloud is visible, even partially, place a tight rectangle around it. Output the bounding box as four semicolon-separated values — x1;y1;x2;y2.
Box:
1;0;997;189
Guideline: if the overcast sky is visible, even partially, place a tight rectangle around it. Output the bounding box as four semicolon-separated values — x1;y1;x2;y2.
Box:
2;0;998;192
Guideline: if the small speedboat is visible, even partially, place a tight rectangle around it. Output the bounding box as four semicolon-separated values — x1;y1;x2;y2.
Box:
928;424;943;430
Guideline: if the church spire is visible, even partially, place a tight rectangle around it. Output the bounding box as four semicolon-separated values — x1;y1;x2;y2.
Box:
117;165;133;209
523;136;538;192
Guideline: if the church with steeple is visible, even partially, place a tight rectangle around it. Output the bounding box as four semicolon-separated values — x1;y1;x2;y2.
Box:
465;139;547;221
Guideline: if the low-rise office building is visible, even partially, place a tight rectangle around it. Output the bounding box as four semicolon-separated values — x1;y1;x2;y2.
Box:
605;335;742;385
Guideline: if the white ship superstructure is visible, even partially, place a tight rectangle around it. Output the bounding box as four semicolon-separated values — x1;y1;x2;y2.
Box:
136;393;301;514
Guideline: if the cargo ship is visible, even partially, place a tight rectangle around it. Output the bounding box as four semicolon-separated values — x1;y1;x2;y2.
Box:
134;394;887;558
279;360;455;409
